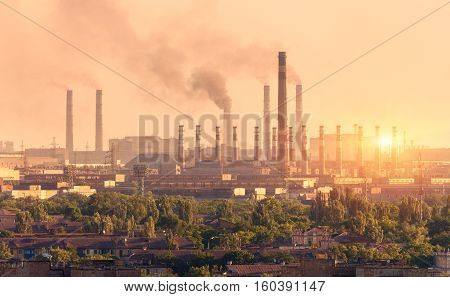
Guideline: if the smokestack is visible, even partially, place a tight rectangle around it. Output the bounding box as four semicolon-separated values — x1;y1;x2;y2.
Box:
336;125;342;176
392;126;398;171
295;84;303;160
375;126;381;175
232;126;239;162
254;126;260;161
277;52;288;174
215;126;221;162
319;126;325;175
272;127;277;161
301;125;309;174
195;125;201;164
110;142;117;172
263;85;271;160
66;90;73;159
95;90;103;152
289;127;295;162
178;125;185;167
357;126;364;176
223;107;232;161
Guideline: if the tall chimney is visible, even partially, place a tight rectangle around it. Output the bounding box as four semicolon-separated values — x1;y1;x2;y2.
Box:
375;126;381;175
195;125;201;164
95;90;103;152
301;125;309;174
178;125;185;168
232;126;239;162
277;52;288;174
215;126;221;162
223;107;232;161
254;126;260;161
272;127;277;161
66;90;74;159
391;126;398;171
357;126;364;175
288;127;295;162
110;142;117;172
319;126;325;175
263;85;271;160
295;84;303;160
336;125;342;176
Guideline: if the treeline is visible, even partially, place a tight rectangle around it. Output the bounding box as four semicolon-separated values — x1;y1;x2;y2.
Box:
0;190;448;267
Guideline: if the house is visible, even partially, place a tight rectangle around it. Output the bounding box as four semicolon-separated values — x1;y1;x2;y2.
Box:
0;209;17;231
291;227;331;248
225;264;283;277
0;235;195;260
331;232;374;246
11;185;58;199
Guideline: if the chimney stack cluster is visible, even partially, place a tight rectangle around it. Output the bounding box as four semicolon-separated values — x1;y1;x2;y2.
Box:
65;89;104;162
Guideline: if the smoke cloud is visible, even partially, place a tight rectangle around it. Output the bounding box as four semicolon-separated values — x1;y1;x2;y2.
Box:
190;68;232;111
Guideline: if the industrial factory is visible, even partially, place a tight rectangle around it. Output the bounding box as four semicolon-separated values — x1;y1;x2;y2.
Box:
1;52;449;201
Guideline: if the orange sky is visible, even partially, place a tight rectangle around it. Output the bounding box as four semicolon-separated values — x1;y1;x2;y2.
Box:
0;0;449;150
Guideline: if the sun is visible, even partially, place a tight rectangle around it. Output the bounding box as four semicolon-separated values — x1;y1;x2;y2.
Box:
379;136;392;149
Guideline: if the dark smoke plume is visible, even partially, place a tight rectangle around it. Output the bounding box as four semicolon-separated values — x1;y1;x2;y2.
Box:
190;68;232;111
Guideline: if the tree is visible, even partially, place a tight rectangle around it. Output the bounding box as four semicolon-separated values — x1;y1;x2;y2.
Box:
365;216;384;243
165;230;179;250
30;203;49;222
92;212;103;234
127;216;136;238
185;265;210;277
16;211;33;233
178;199;194;224
0;242;12;260
102;215;114;235
217;200;233;219
144;217;156;239
49;248;75;265
222;250;254;265
64;206;82;221
0;230;15;238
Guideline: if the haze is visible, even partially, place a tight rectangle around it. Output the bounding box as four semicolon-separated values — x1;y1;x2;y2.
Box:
0;0;449;150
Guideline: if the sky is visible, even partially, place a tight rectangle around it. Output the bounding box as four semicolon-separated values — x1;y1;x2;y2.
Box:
0;0;449;150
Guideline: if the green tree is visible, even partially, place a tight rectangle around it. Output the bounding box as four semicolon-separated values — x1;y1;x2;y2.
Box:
15;211;33;233
178;199;194;224
185;265;210;277
49;247;77;264
217;200;233;219
222;250;254;265
30;203;49;222
144;217;156;239
165;230;179;250
102;215;114;234
0;242;12;260
64;206;82;221
127;215;136;238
